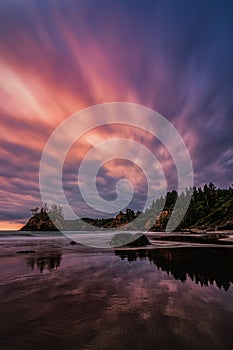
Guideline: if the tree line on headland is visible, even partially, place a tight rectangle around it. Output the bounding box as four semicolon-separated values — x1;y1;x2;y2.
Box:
150;182;233;231
20;183;233;232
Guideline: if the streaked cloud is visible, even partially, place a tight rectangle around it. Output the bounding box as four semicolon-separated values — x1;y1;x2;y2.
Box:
0;0;233;228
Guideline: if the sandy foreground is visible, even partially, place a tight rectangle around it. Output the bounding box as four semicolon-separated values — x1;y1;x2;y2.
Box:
0;233;233;350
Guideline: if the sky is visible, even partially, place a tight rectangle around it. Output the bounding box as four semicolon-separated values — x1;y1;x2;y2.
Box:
0;0;233;229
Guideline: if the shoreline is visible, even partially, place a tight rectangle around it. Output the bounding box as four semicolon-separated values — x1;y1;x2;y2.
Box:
1;231;233;258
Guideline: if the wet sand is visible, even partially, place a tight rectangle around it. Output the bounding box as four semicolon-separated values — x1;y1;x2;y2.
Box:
1;232;233;349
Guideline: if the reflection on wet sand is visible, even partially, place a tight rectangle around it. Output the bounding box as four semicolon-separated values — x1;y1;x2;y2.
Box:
115;247;233;291
27;253;62;273
1;244;233;350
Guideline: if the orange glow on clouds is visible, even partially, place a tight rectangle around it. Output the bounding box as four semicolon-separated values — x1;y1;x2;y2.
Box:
0;221;21;231
1;0;231;226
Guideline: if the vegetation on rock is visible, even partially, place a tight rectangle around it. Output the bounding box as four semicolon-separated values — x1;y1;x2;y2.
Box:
20;183;233;232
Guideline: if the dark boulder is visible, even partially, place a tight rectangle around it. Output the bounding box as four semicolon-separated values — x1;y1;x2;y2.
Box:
69;240;78;245
109;233;151;247
16;250;35;254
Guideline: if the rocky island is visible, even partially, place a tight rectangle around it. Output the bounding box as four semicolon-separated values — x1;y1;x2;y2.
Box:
20;183;233;233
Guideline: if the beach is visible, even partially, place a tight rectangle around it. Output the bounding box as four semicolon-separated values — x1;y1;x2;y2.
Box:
1;231;233;349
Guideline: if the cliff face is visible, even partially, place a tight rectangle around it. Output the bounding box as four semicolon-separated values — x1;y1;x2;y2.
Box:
20;212;64;231
188;197;233;231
